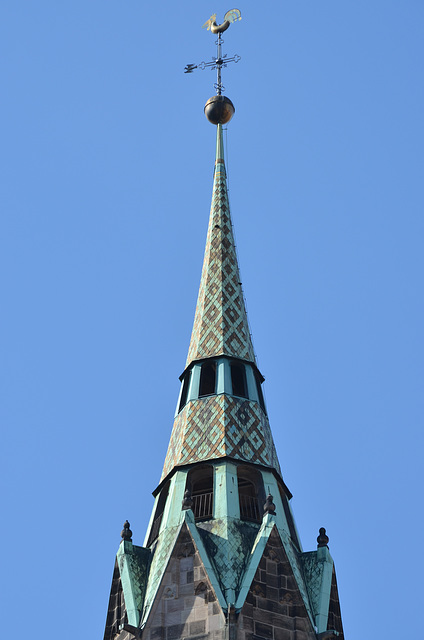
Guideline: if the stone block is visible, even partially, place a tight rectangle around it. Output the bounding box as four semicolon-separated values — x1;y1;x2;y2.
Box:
150;627;163;640
180;557;193;572
179;582;195;596
270;613;293;631
242;604;253;619
254;621;273;638
266;574;279;589
194;595;206;608
293;617;310;632
273;628;292;640
291;632;309;640
266;561;277;575
190;620;206;635
208;613;223;632
152;610;162;625
266;586;279;601
164;611;181;626
255;597;280;614
182;607;197;623
194;566;206;580
195;607;208;621
241;615;253;631
166;623;188;640
162;572;172;586
165;599;181;614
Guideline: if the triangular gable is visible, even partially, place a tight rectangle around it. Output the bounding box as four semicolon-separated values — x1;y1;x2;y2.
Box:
238;526;317;639
235;513;277;609
235;515;314;626
141;510;227;628
142;517;226;640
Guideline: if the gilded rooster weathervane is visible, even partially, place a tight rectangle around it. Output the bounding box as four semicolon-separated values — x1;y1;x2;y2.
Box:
184;9;242;100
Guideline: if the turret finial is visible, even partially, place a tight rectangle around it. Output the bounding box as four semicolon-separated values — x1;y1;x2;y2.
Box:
121;520;133;541
264;494;276;516
317;527;329;548
182;489;194;511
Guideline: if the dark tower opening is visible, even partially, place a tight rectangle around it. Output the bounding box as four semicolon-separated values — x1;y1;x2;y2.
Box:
254;370;267;414
230;362;248;398
187;465;214;520
237;466;264;522
178;370;191;412
147;480;170;545
278;483;301;550
199;361;216;397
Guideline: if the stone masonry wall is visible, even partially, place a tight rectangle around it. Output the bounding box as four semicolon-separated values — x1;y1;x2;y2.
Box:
142;525;226;640
237;529;316;640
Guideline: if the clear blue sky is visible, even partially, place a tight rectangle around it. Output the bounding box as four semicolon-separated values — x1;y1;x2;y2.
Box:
2;2;423;638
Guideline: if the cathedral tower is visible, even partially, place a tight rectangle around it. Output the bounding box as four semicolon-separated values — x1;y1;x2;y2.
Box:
103;14;345;640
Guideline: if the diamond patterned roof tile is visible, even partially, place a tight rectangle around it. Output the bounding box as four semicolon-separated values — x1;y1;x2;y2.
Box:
186;124;256;367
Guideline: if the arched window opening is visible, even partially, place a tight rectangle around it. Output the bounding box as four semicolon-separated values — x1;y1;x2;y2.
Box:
199;362;216;397
237;466;264;523
255;371;267;414
231;362;248;398
178;371;190;412
278;484;300;549
147;481;169;546
187;466;214;520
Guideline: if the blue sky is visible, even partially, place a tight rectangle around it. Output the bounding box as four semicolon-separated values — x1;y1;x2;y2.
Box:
2;2;423;638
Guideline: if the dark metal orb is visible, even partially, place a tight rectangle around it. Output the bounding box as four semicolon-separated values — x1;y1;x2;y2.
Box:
204;95;235;125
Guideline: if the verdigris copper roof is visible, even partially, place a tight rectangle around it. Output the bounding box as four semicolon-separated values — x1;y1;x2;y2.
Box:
186;123;256;367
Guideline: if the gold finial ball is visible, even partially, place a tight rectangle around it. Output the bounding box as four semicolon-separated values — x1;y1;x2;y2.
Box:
204;95;235;125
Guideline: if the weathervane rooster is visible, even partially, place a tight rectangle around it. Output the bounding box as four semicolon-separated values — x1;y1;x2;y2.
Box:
202;9;242;34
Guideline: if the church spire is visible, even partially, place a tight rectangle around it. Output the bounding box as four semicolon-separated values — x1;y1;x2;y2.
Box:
186;123;255;367
103;14;345;640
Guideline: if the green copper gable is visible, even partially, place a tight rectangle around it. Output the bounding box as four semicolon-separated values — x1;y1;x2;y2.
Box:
186;124;256;367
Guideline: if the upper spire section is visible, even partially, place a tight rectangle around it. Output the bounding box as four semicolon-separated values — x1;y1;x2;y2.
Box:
184;10;255;364
186;124;256;367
